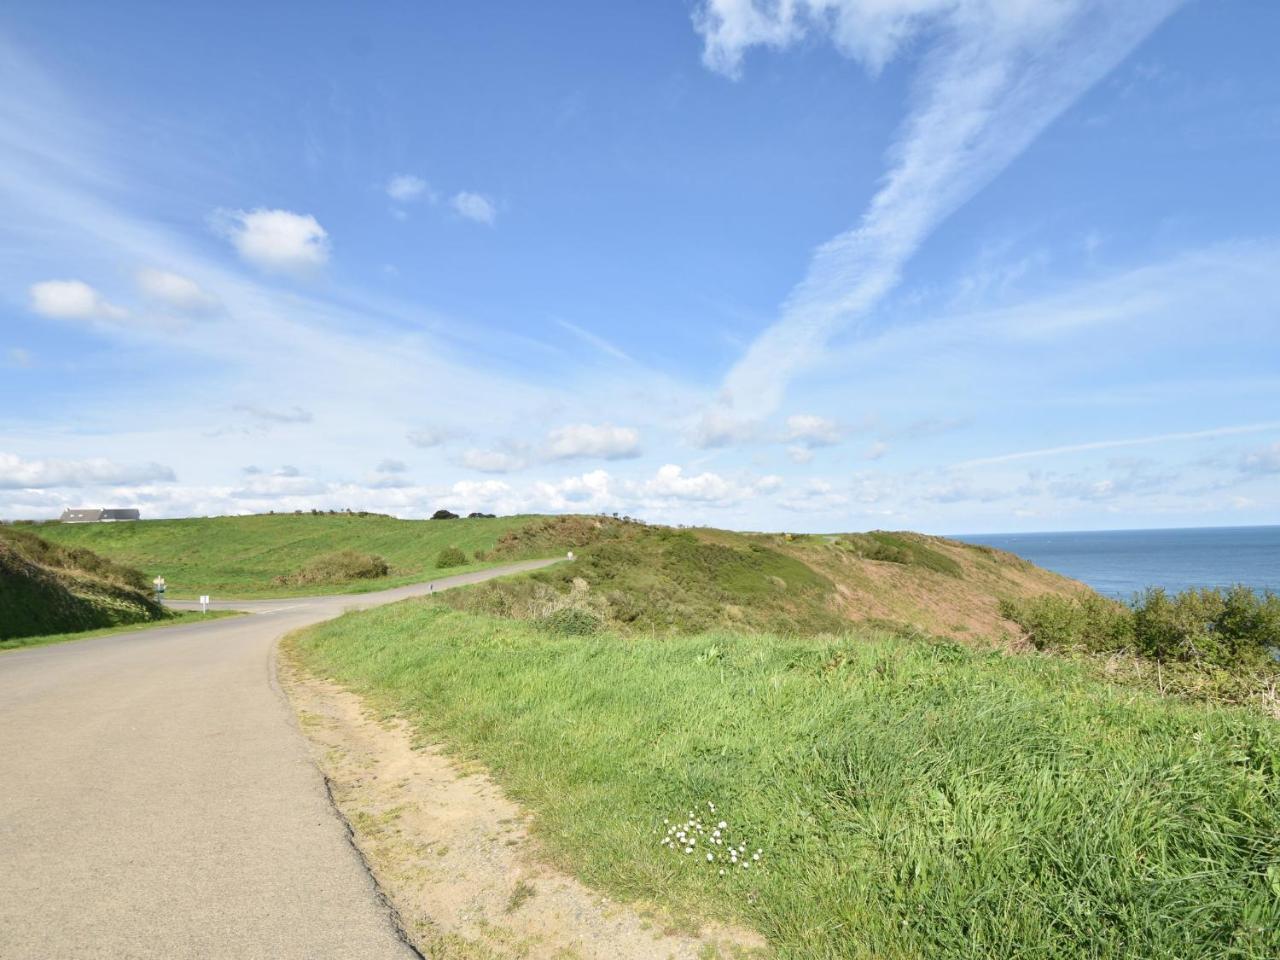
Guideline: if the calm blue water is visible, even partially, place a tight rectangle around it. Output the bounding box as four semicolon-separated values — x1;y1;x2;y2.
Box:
956;526;1280;599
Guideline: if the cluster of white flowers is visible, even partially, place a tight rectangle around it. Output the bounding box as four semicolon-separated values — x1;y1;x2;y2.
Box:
657;801;763;875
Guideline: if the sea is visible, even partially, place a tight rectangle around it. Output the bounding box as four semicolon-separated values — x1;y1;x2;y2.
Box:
956;525;1280;600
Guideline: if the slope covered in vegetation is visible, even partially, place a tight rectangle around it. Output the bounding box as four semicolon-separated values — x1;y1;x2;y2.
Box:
34;512;534;598
0;526;167;641
448;515;1086;640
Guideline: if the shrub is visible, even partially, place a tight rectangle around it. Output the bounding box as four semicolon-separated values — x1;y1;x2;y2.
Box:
273;550;390;586
1004;585;1280;679
431;509;459;520
999;593;1133;653
1133;586;1280;669
435;546;467;569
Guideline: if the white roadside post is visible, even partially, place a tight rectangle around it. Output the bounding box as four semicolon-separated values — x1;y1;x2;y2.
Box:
199;595;210;614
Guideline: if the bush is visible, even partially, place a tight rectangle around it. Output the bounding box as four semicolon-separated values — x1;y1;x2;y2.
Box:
435;546;467;569
431;509;459;520
273;550;390;586
1132;586;1280;669
999;593;1133;653
1002;586;1280;703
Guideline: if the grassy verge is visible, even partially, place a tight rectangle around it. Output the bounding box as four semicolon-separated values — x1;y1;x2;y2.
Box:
291;602;1280;959
1;609;244;651
31;513;536;599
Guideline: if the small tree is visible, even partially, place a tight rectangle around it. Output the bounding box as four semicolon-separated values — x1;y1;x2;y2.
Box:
431;509;460;520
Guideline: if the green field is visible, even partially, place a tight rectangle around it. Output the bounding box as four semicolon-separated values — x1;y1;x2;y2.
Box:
33;513;538;598
0;610;243;652
292;602;1280;959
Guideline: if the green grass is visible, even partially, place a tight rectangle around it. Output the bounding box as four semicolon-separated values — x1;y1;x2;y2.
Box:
292;602;1280;959
33;513;538;598
1;609;243;651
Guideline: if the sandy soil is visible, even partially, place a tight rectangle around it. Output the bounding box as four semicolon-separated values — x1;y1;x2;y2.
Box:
282;664;768;960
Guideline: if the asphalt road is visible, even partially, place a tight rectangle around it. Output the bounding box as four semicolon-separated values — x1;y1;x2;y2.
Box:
0;559;561;960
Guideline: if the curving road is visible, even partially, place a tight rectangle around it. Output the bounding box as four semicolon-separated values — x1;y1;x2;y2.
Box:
0;559;561;960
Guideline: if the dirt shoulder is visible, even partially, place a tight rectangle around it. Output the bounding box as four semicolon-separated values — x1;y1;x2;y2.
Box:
280;657;768;960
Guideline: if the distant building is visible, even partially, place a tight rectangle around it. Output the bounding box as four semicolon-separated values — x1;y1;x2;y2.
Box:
59;508;141;523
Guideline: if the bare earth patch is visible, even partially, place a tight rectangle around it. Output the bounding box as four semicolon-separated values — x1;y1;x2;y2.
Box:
281;664;768;960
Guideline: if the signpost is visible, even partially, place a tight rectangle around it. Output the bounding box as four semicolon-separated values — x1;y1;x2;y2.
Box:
199;595;210;614
153;576;166;599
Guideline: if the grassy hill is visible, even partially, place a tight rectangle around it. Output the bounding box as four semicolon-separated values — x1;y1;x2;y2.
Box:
0;527;168;641
442;515;1087;641
33;512;537;599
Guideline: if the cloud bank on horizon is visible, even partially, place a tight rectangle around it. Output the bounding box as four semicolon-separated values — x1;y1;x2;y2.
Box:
1;2;1278;532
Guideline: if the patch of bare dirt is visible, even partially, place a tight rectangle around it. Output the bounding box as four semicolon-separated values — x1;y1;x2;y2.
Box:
281;665;768;960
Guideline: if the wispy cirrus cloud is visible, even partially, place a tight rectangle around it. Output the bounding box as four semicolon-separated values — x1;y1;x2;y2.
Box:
954;421;1280;469
696;0;1183;420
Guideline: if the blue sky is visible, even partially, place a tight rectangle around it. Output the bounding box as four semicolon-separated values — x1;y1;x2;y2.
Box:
1;0;1278;533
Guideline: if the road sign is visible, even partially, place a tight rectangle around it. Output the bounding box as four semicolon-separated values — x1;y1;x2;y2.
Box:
153;576;166;595
199;595;210;613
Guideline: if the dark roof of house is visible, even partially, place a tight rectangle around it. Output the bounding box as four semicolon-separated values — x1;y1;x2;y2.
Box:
58;508;140;522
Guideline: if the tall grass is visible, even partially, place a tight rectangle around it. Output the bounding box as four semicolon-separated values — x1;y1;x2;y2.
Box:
292;603;1280;959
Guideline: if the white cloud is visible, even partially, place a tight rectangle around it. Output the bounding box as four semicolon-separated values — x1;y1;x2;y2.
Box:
460;448;527;474
136;268;219;313
452;191;496;225
636;464;754;504
787;445;814;464
533;469;618;512
786;413;841;447
386;174;432;203
213;208;330;273
29;279;127;321
544;423;641;461
0;452;174;489
699;0;1182;419
864;440;889;461
376;458;407;474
